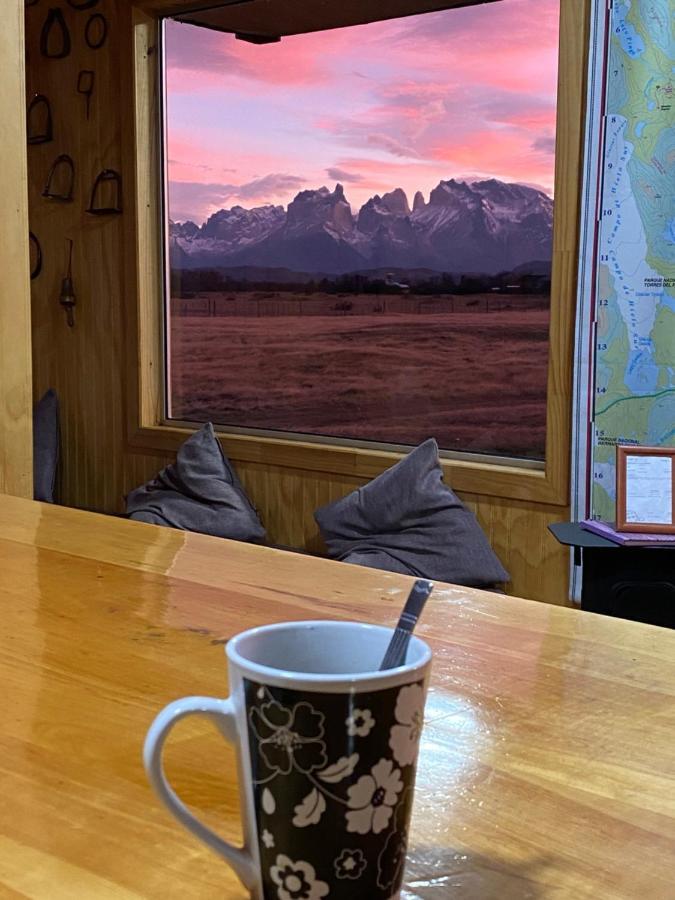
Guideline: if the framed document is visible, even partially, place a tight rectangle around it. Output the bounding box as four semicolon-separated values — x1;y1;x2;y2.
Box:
616;445;675;534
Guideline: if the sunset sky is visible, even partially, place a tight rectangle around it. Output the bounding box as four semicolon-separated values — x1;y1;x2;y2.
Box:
166;0;560;225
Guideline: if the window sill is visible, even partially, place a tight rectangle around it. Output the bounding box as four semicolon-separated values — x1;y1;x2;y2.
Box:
128;423;565;505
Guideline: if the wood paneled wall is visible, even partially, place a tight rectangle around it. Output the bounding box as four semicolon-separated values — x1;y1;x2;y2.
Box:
27;0;127;511
124;451;572;605
1;0;33;498
25;0;572;605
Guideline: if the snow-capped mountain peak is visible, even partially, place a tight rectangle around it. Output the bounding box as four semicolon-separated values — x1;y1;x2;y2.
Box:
170;177;553;275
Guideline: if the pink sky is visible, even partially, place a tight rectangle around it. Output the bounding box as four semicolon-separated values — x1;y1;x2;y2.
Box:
166;0;560;225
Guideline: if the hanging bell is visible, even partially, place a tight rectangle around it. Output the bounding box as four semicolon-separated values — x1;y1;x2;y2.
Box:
59;239;76;327
42;154;75;202
60;276;76;327
27;94;53;145
87;168;122;215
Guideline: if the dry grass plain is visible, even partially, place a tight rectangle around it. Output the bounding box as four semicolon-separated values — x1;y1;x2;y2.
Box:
169;292;549;458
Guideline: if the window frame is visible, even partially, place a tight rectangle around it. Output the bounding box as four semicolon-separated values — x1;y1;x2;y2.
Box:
125;0;590;506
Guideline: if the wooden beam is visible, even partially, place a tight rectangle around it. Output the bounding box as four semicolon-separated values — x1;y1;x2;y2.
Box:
173;0;501;37
136;0;501;28
0;0;32;498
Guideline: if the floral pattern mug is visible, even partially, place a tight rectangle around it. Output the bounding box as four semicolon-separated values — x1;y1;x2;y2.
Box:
144;620;432;900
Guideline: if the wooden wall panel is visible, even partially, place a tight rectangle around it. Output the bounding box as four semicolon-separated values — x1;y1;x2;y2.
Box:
26;0;126;511
0;0;32;498
117;455;572;604
464;494;570;604
25;0;572;607
122;451;173;498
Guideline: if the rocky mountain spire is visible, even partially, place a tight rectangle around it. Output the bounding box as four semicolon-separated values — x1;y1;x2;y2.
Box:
413;191;426;212
381;188;410;216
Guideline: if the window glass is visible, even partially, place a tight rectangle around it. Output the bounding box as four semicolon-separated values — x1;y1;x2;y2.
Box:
164;0;559;459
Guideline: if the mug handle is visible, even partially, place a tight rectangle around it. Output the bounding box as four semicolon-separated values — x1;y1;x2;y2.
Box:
143;696;256;891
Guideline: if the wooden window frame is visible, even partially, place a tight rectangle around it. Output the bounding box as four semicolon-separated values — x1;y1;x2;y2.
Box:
124;0;590;506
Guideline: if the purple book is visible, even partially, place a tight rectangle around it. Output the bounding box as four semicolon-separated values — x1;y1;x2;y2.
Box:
580;519;675;546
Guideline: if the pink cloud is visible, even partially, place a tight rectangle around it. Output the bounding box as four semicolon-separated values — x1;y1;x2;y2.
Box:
236;173;306;200
326;167;363;183
429;130;555;187
394;0;559;59
165;0;559;218
169;173;307;223
167;20;352;88
166;135;296;185
367;133;421;158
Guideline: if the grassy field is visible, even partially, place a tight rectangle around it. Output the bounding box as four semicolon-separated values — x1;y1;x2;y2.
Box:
168;292;549;458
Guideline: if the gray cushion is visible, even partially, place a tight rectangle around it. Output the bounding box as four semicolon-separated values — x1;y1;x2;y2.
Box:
126;423;265;543
33;389;59;503
315;438;509;588
340;549;416;576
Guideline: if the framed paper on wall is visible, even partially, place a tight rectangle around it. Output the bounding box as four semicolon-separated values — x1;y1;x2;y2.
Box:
616;445;675;534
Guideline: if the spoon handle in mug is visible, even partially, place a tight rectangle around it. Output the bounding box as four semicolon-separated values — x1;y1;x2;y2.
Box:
380;579;434;670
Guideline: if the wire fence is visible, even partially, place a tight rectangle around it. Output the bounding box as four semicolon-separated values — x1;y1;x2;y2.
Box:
171;292;550;319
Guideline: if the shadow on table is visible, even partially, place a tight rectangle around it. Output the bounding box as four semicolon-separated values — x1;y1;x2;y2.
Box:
402;844;547;899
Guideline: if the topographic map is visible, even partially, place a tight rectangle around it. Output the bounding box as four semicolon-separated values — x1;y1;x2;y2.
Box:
591;0;675;520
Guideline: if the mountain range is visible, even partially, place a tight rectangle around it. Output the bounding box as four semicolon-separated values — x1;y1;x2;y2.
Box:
170;178;553;276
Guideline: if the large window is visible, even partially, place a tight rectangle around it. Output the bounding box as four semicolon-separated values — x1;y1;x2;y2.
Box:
163;0;560;460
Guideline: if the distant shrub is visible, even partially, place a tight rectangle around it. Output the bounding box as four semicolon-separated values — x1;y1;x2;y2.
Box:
332;300;353;313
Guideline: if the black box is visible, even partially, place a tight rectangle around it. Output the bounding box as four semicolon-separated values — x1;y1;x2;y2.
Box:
549;523;675;629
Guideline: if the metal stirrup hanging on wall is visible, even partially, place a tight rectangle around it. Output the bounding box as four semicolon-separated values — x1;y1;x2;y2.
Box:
42;154;75;202
85;13;108;50
67;0;100;9
87;168;122;215
40;8;71;59
27;94;53;145
29;232;43;280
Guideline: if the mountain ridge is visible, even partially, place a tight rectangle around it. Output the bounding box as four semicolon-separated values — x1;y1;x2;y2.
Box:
170;178;553;276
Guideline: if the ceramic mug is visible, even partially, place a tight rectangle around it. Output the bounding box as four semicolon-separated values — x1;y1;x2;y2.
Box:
143;620;432;899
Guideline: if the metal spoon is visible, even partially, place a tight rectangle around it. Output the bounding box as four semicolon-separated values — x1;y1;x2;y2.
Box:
380;579;434;670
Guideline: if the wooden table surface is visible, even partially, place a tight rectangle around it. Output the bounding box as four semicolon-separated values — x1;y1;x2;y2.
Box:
0;494;674;899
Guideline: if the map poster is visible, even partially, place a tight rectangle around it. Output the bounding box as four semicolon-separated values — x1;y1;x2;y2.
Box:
590;0;675;522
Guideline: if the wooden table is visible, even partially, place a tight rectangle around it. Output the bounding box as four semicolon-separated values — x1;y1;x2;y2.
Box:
0;495;674;898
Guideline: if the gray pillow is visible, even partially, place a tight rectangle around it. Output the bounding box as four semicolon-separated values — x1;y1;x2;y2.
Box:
33;388;59;503
314;438;509;588
126;423;265;543
339;549;416;576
